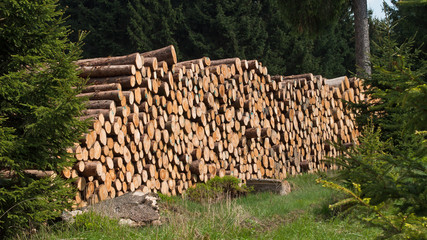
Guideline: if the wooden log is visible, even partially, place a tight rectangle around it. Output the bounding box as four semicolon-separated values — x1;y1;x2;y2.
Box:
144;57;158;70
245;127;260;139
325;76;350;90
175;58;204;70
75;177;86;191
190;160;205;175
86;76;136;89
76;52;143;70
79;65;136;78
157;61;168;72
97;184;109;201
141;45;177;66
247;60;259;70
121;91;135;105
0;169;56;179
81;109;115;124
82;83;122;93
283;73;314;81
81;161;103;177
210;58;241;69
85;100;116;111
77;90;126;107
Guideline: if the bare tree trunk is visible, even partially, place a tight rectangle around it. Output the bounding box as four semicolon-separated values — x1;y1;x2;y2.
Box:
354;0;371;76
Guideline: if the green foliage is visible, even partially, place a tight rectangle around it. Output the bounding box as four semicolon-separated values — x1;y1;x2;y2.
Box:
0;178;75;236
185;183;221;203
72;211;120;232
127;0;182;55
59;0;356;77
206;176;242;193
386;0;427;55
364;11;427;136
351;13;427;210
172;0;266;61
324;121;426;238
259;0;355;77
276;0;348;34
175;0;355;77
185;176;251;203
322;14;427;238
60;0;133;58
328;123;427;212
317;179;427;239
0;0;86;237
158;193;177;205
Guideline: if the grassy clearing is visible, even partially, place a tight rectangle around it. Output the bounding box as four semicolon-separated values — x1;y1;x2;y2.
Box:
20;174;382;240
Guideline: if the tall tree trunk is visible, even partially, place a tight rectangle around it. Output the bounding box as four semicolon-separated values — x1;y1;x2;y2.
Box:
354;0;371;76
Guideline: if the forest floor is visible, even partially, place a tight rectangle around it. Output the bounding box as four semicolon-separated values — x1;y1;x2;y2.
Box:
19;174;382;240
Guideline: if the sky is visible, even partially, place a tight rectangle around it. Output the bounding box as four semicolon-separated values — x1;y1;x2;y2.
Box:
368;0;393;19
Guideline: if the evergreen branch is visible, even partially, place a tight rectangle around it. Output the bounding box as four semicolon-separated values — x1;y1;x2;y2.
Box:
316;178;402;232
0;197;43;220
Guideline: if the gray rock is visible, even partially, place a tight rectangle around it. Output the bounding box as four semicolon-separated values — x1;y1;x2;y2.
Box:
61;210;83;223
118;218;145;227
62;191;161;226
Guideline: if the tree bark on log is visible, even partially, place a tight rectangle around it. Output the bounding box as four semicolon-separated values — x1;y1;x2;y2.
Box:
79;65;136;78
76;53;143;70
141;45;177;66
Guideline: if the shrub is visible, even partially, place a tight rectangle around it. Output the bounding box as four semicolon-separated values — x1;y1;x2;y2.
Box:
328;123;426;212
185;176;251;203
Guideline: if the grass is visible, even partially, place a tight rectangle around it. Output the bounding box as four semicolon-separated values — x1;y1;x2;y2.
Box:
18;174;383;240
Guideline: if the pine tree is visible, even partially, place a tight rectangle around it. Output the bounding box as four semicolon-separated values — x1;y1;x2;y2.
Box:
337;12;427;215
387;0;427;55
321;12;426;239
0;0;87;237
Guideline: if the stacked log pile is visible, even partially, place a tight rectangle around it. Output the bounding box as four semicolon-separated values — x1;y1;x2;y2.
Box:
66;45;365;207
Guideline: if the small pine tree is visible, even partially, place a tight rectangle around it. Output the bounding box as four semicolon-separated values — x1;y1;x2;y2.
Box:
358;16;427;141
322;12;427;240
0;0;87;237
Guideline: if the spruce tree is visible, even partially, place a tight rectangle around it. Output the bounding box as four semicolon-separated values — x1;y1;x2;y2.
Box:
0;0;87;237
387;0;427;55
338;15;427;214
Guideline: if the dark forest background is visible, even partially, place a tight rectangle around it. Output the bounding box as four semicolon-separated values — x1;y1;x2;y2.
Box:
59;0;358;78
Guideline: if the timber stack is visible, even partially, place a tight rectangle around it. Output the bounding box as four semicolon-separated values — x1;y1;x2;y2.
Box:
64;45;365;208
